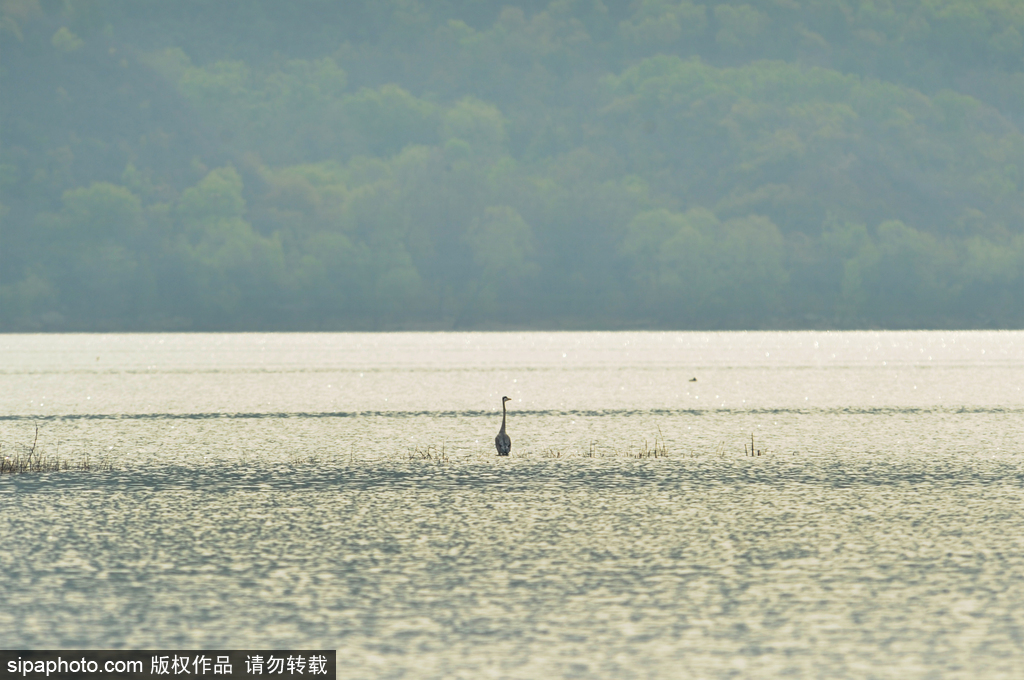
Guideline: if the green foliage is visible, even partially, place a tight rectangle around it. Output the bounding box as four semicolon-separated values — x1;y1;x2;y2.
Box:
173;167;286;320
622;208;786;323
619;0;708;54
33;183;150;323
714;4;769;54
442;97;508;159
341;84;438;157
2;0;1023;329
54;182;146;242
50;26;83;52
464;206;536;277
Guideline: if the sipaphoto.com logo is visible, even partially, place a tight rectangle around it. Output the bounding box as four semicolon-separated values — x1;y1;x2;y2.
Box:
0;651;335;680
8;656;142;677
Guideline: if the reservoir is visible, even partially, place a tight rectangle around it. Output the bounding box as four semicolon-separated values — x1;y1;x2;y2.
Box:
1;331;1023;678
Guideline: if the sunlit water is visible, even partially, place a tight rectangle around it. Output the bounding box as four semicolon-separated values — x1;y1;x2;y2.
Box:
1;331;1023;679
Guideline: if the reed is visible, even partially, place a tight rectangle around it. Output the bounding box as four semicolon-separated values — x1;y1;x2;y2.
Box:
288;451;324;465
405;432;671;461
537;434;669;459
408;442;449;463
626;427;668;459
0;426;114;475
745;433;770;457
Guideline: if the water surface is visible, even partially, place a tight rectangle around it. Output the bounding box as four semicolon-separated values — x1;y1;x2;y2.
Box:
1;331;1023;678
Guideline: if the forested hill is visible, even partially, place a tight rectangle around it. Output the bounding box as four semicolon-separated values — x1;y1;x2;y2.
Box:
2;0;1023;331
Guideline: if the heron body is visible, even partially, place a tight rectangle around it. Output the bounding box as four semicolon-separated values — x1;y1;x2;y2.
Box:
495;396;512;456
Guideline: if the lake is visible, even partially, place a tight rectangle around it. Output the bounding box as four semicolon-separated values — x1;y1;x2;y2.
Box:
2;331;1023;678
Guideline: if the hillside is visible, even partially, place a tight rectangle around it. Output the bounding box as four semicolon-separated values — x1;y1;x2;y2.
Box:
2;0;1022;330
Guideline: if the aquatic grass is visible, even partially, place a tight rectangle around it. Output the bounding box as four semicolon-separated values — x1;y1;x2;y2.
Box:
689;435;775;459
0;426;115;475
398;438;673;461
399;430;778;462
745;433;772;457
535;432;669;460
408;443;450;463
619;427;668;459
288;451;324;465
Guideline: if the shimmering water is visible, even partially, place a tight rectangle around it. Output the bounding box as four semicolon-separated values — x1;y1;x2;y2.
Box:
1;331;1023;678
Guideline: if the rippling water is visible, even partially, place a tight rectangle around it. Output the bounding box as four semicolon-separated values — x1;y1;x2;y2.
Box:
2;331;1023;678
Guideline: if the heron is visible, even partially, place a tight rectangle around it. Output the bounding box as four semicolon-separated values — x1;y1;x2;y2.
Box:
495;396;511;456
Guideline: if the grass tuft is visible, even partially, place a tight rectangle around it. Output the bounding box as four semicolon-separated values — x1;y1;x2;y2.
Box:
744;433;771;457
542;431;669;459
408;442;450;463
0;426;115;475
619;426;668;459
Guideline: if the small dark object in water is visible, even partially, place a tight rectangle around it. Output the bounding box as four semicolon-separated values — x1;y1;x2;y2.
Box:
495;396;511;456
689;377;697;382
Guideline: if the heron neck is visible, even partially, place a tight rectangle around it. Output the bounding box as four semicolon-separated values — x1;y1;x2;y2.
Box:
500;401;507;432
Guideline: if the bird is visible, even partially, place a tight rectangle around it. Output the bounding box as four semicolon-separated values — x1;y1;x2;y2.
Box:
495;396;512;456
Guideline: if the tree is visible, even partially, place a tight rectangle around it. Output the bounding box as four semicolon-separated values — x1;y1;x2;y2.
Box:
35;182;151;326
174;167;286;323
622;207;786;325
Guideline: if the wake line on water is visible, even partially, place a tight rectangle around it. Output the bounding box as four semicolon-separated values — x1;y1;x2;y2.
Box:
3;406;1022;422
